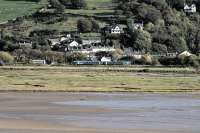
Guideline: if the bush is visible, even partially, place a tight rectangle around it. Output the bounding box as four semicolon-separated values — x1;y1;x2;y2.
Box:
77;19;92;33
0;52;14;65
159;57;177;66
140;54;153;65
177;54;199;67
111;49;123;61
66;52;87;63
43;51;65;64
77;18;100;33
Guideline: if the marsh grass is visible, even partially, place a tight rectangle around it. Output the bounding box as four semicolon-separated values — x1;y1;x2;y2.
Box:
0;67;199;92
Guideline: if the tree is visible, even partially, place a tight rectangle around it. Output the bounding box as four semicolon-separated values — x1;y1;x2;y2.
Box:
71;0;87;9
132;30;152;52
90;19;100;32
49;0;65;13
66;52;87;62
77;19;92;32
151;42;168;54
43;51;65;64
111;49;123;61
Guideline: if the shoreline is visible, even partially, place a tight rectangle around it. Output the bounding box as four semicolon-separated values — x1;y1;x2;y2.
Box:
0;66;199;93
0;65;199;74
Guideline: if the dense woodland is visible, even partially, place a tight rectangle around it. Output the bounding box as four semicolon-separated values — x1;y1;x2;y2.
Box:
114;0;200;54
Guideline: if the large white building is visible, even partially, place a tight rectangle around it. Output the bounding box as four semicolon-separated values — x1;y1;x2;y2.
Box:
184;4;196;13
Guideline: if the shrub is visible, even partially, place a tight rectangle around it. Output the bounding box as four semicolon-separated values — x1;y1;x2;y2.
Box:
66;52;87;63
0;52;14;65
159;57;177;66
177;54;199;67
77;19;92;33
111;49;123;61
140;54;153;65
77;18;100;33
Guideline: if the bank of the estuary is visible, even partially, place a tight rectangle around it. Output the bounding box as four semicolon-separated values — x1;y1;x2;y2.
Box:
0;66;199;92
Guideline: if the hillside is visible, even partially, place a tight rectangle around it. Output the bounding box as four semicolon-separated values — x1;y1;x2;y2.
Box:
0;0;200;66
0;0;42;23
115;0;200;54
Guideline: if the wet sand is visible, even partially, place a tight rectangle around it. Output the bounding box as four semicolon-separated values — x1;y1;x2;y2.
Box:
0;92;200;133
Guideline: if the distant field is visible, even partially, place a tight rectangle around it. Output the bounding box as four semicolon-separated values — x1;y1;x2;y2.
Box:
63;0;114;31
0;0;41;22
64;0;114;16
0;0;113;23
85;0;113;8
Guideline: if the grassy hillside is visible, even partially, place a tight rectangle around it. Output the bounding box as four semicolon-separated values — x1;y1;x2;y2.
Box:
0;0;113;32
0;0;113;23
0;0;42;22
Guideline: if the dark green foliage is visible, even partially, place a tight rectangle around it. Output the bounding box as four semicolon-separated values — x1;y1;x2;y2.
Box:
115;0;200;54
59;0;87;9
12;49;65;64
49;0;65;13
66;52;87;62
77;18;100;33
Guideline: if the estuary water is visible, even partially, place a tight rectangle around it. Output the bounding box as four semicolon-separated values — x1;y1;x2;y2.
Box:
0;93;200;133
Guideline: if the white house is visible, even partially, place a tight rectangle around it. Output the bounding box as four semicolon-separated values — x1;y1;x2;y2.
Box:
31;60;46;65
19;41;32;48
69;40;79;47
184;4;196;13
110;25;123;34
48;38;60;46
178;51;192;57
101;57;112;62
82;39;101;46
134;22;144;30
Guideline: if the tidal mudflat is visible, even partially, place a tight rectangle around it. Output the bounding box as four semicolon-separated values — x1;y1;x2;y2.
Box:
0;92;200;133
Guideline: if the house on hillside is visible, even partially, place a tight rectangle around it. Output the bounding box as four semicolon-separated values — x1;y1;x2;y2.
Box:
48;38;60;46
15;37;33;48
69;40;79;47
102;25;123;35
18;41;33;48
184;4;196;13
48;35;71;47
65;40;79;51
134;21;144;30
178;51;192;57
110;25;122;34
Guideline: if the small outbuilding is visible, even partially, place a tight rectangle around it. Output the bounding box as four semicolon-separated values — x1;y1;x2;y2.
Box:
101;57;112;62
178;51;192;57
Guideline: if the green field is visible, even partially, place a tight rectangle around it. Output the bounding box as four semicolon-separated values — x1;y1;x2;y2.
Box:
0;0;42;22
0;0;113;32
0;66;199;92
64;0;114;16
0;0;113;23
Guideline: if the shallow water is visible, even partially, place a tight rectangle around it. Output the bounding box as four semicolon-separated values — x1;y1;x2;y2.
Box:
53;94;200;131
0;93;200;133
